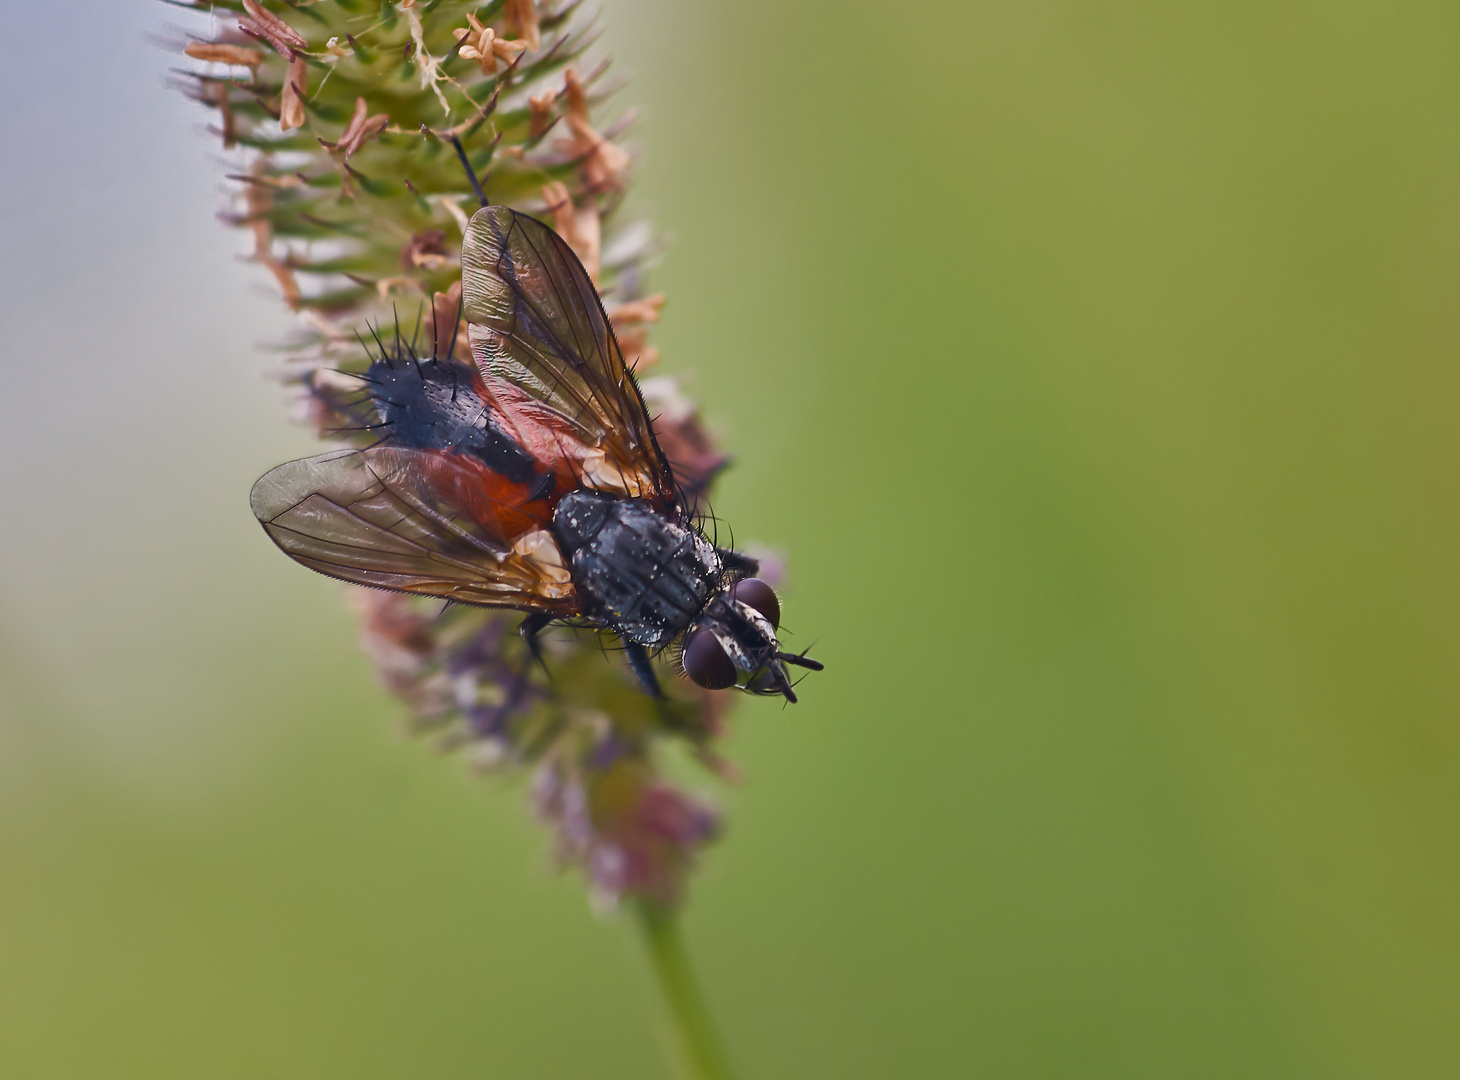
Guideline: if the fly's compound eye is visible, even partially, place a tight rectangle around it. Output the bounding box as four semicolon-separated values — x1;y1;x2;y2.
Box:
730;578;780;629
682;628;737;690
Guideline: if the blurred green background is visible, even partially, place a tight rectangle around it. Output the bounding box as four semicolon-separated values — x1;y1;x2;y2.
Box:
3;1;1459;1076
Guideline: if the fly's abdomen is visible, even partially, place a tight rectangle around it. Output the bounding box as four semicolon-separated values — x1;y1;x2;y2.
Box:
552;492;721;647
370;354;539;485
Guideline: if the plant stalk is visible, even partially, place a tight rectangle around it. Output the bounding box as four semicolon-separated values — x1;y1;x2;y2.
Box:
635;901;738;1080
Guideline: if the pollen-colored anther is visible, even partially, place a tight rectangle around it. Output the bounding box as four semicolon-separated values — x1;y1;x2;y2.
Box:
454;16;528;75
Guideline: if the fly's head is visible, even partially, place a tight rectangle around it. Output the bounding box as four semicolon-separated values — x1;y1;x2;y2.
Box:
679;578;823;703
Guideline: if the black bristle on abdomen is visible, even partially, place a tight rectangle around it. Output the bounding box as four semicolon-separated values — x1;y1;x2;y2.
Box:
366;352;538;484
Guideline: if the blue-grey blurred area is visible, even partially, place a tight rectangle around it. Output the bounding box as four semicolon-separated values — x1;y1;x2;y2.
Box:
3;1;1460;1077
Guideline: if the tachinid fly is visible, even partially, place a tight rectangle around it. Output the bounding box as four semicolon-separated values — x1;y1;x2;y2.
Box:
251;206;822;701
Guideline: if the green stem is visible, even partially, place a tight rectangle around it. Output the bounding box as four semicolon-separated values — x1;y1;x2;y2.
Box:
635;901;738;1080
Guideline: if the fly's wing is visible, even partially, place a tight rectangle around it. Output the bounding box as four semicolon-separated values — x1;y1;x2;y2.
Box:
250;446;579;613
461;206;677;507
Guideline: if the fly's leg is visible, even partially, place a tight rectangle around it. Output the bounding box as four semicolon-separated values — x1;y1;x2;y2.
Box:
468;614;552;738
623;640;663;698
519;611;554;682
621;640;702;733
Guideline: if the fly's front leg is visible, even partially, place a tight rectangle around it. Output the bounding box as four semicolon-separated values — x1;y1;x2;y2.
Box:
623;641;699;733
472;612;554;736
623;640;663;698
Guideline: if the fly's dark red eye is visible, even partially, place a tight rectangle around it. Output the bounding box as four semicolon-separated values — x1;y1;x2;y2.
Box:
683;628;737;689
730;578;780;629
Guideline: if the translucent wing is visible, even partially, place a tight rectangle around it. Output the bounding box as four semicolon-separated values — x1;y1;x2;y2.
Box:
250;447;580;613
461;206;677;506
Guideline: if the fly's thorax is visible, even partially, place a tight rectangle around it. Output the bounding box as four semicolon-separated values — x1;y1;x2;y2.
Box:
551;492;722;647
551;490;617;552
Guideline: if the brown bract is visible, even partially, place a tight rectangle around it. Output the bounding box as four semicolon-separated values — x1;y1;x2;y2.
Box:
639;377;731;516
564;114;632;192
454;15;528;75
609;294;666;327
184;42;264;69
241;161;300;308
556;68;631;192
610;295;666;371
528;92;558;138
279;56;309;131
351;590;450;721
375;276;425;300
614;327;658;371
431;281;471;360
541;181;601;283
402;229;452;270
212;81;237;149
502;0;542;52
563;65;589;117
239;0;308;59
329;96;390;158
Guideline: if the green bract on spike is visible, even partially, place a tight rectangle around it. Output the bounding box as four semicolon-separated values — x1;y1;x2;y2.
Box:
173;12;792;1073
174;0;747;910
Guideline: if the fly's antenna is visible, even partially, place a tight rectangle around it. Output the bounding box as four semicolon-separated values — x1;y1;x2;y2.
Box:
779;669;816;708
772;663;798;704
